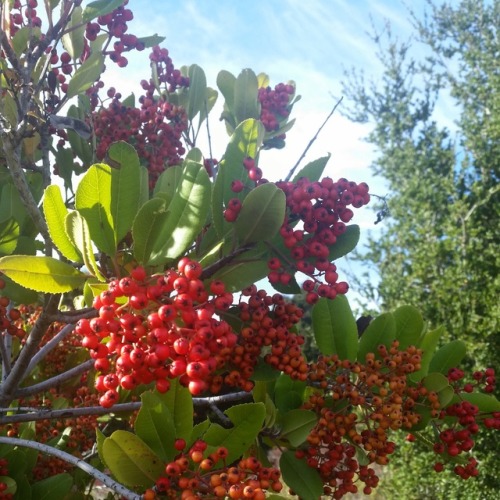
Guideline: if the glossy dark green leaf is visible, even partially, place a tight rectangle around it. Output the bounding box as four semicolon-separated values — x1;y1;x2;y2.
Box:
274;374;307;413
280;450;323;499
212;119;265;237
312;296;358;360
186;64;207;120
429;340;466;375
61;6;84;59
31;473;72;500
136;34;166;48
132;197;169;265
292;154;330;183
423;372;454;406
394;305;424;349
148;162;211;264
216;70;236;110
203;403;266;464
280;409;317;447
235;183;286;244
156;379;193;442
411;325;444;382
82;0;124;22
456;393;500;413
329;224;360;260
234;68;260;124
135;391;176;462
357;312;396;362
66;52;104;98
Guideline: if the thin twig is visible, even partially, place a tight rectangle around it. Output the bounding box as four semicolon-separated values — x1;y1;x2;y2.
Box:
25;323;75;375
285;96;344;182
14;358;95;398
0;437;141;500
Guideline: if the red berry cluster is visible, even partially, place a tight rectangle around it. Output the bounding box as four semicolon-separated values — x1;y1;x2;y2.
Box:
258;82;295;132
0;458;12;499
87;0;144;68
6;0;42;34
154;439;283;499
92;47;189;187
429;367;500;478
0;283;26;339
272;176;370;302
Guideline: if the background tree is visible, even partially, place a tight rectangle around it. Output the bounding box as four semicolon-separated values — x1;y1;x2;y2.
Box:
342;0;499;497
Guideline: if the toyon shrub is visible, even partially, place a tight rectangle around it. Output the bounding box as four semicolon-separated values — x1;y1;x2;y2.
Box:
0;1;498;499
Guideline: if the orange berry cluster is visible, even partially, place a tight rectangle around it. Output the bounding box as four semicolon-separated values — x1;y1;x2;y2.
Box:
153;439;283;499
236;285;308;381
299;342;436;498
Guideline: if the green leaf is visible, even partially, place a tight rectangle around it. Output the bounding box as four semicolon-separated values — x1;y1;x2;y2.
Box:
146;162;211;264
82;0;124;22
274;374;307;413
132;198;169;265
235;183;286;244
31;473;72;500
61;6;84;59
75;163;115;255
394;305;424;349
292;155;330;183
12;26;41;57
136;34;166;48
96;428;108;469
429;340;467;375
212;119;265;237
280;409;317;447
411;325;444;382
329;224;360;261
0;218;19;255
357;312;396;362
76;148;141;256
280;450;323;499
156;380;193;442
102;431;164;488
216;70;236;110
186;64;207;120
423;372;454;406
457;393;500;413
203;403;266;464
0;475;17;496
43;185;82;262
234;68;260;124
135;392;176;462
312;296;358;360
66;52;105;99
0;255;87;293
65;211;105;281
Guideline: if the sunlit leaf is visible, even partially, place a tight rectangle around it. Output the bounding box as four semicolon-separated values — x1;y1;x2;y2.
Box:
234;68;260;123
0;255;87;293
66;52;105;98
82;0;124;22
292;154;330;183
394;305;424;349
43;185;82;262
102;431;164;488
429;340;466;375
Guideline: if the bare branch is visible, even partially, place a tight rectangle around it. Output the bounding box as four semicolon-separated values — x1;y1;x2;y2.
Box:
0;437;141;500
285;96;343;182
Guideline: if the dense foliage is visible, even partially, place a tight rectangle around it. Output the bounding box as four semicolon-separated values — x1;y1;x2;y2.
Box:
342;0;499;497
0;1;498;499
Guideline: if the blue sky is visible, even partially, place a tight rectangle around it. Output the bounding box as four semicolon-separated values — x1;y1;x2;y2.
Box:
102;0;439;309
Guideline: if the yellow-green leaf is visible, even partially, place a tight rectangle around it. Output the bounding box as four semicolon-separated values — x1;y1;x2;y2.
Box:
43;185;82;262
0;255;87;293
102;431;164;488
